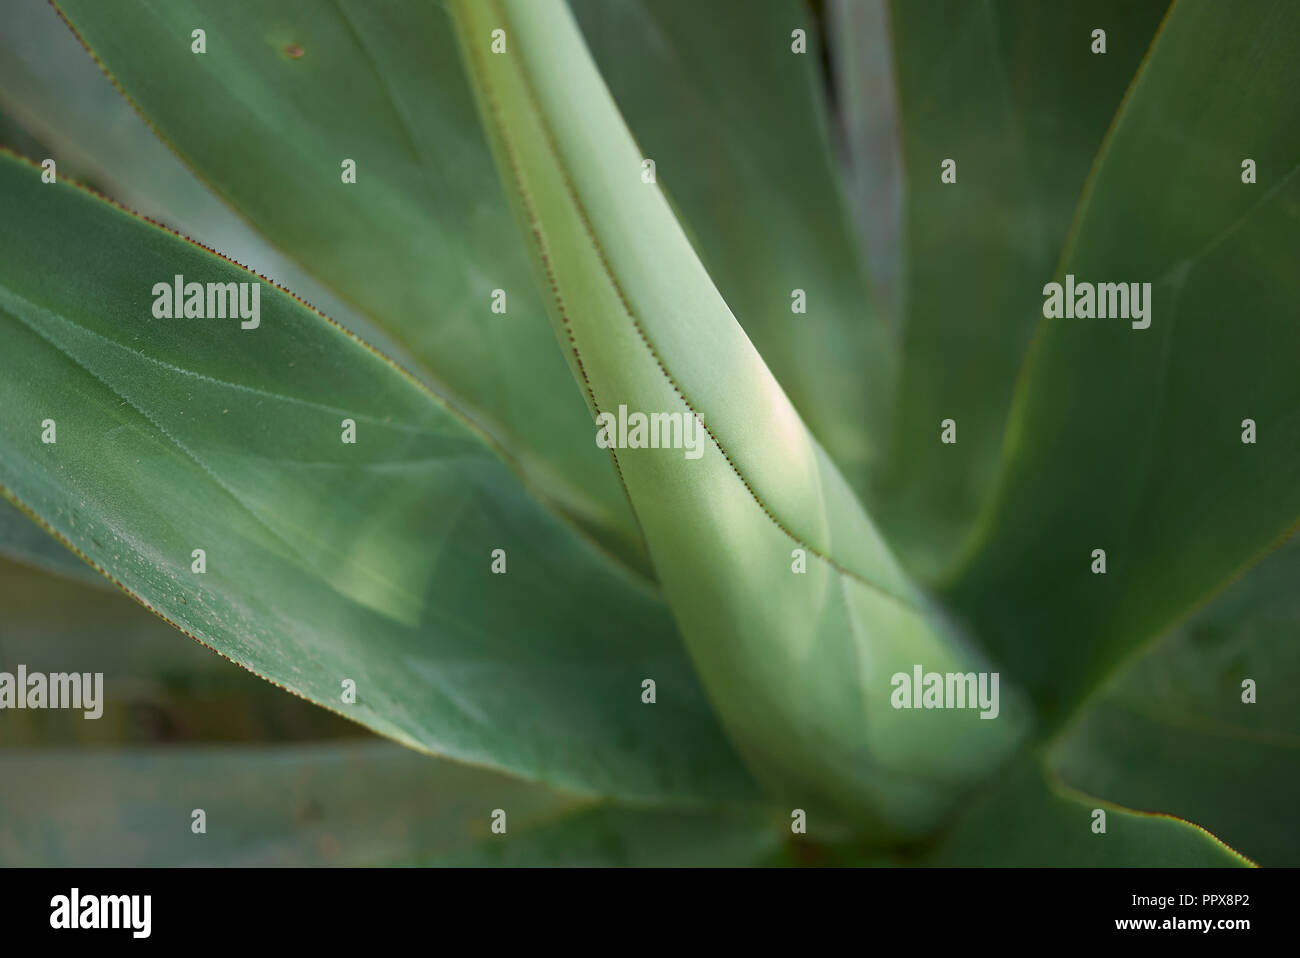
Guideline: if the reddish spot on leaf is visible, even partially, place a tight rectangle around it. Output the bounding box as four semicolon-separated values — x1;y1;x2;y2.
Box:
284;43;305;59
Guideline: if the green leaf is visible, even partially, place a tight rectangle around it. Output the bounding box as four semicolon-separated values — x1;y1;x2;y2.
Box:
918;757;1250;867
449;0;1028;836
0;0;390;359
0;497;109;589
859;0;1169;577
944;0;1300;722
52;0;645;570
570;0;894;492
0;151;753;804
1053;535;1300;866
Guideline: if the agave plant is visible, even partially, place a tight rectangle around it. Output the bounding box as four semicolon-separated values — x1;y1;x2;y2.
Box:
0;0;1295;867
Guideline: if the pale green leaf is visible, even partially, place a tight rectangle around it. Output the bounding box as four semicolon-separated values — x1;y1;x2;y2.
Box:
449;0;1028;837
572;0;894;492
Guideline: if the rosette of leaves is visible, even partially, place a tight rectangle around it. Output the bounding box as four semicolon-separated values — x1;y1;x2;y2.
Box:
0;0;1294;866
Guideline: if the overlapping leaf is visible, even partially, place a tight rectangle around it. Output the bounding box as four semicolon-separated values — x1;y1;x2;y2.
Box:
0;152;754;804
945;0;1300;722
52;0;643;567
847;0;1169;577
0;0;388;358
